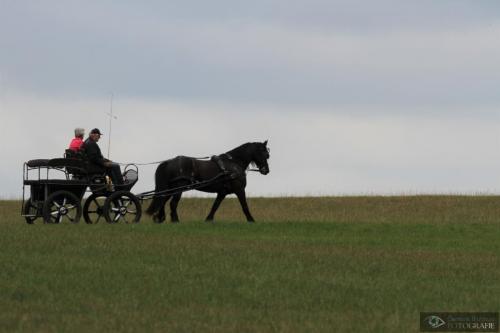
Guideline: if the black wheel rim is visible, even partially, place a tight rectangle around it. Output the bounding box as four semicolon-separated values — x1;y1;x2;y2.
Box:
24;200;38;224
46;197;79;223
103;191;142;224
108;196;140;223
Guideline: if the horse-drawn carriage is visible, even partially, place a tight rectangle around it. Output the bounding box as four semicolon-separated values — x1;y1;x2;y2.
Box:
22;141;271;224
22;154;141;224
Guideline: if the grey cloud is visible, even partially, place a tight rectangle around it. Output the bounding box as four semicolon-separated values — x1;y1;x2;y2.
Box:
1;1;500;109
31;0;498;30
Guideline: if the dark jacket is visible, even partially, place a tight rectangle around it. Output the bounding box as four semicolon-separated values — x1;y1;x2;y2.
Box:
82;138;107;172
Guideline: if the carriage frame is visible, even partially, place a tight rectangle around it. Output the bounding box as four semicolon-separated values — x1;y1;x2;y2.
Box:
21;155;233;224
22;157;141;224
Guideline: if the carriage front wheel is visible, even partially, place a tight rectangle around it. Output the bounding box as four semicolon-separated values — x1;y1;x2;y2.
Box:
103;191;142;224
43;190;82;224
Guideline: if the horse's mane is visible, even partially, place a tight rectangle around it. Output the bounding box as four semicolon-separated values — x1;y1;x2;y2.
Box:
226;143;255;162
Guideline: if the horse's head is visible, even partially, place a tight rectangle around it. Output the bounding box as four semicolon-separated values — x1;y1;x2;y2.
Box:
251;140;270;175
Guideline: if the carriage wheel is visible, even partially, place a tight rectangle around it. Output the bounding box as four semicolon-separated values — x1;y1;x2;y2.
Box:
83;194;107;224
43;190;82;224
103;191;142;224
23;199;39;224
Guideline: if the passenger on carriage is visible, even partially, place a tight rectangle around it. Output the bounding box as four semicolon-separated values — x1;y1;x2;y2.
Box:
68;127;85;152
82;128;124;186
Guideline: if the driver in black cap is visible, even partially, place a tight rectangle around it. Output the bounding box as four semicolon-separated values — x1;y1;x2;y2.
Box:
82;128;124;186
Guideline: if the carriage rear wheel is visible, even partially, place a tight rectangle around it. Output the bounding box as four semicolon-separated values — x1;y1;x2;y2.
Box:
83;194;108;224
23;199;39;224
43;190;82;224
103;191;142;224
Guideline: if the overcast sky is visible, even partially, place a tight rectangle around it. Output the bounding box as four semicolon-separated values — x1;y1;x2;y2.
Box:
1;1;500;198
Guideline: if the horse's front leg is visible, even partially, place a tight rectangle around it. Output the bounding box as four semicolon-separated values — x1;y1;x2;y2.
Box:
205;192;226;222
235;189;255;222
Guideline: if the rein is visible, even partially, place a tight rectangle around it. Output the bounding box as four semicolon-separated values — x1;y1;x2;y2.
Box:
116;152;264;173
116;156;211;166
116;160;167;166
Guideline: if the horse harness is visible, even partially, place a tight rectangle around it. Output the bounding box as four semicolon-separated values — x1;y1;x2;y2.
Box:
211;153;233;173
168;154;236;186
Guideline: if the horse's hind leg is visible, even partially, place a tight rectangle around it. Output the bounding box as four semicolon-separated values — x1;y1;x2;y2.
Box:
170;193;183;223
154;196;171;223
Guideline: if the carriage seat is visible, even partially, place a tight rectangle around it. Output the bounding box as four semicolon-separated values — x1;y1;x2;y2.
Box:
26;159;51;168
114;168;138;191
123;169;138;184
63;149;106;180
49;158;87;174
64;149;85;160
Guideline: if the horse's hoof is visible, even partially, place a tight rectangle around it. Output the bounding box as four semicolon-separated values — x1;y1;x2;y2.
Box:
153;216;165;224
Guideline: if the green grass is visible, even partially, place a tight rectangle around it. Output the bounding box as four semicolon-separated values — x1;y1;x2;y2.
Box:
0;197;499;332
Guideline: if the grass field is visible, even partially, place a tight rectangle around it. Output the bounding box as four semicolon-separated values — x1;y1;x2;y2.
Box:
1;196;499;332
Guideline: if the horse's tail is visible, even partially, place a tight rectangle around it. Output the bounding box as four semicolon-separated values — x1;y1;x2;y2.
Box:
145;195;162;216
146;162;168;215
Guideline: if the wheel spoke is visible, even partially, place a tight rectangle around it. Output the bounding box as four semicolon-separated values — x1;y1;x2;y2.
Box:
68;210;77;220
84;195;107;224
44;192;82;224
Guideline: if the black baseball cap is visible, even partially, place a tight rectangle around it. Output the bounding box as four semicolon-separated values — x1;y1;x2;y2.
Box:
90;128;103;135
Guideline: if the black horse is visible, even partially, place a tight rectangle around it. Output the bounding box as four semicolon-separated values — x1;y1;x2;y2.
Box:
146;141;270;223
